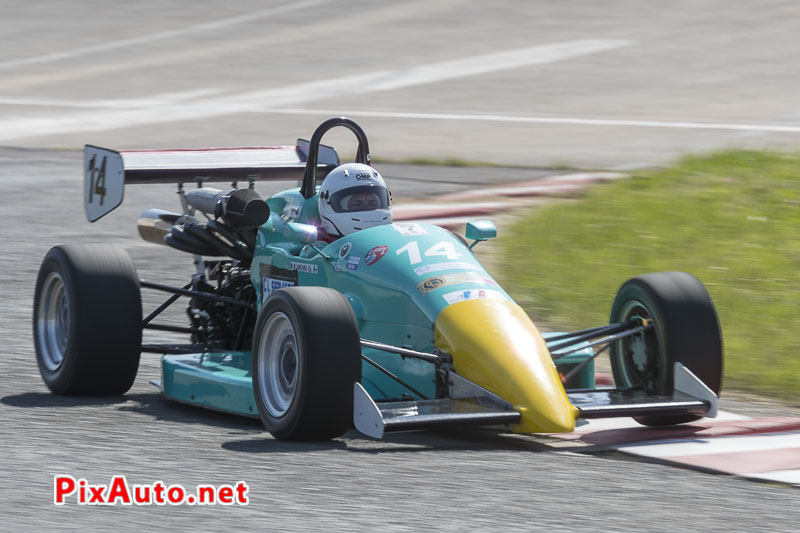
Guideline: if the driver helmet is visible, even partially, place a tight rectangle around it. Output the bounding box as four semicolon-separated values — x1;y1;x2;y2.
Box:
318;162;392;238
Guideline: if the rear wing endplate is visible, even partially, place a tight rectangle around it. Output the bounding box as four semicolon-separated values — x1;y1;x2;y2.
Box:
84;140;339;222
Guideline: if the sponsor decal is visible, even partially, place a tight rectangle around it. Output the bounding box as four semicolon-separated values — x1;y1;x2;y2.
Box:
392;223;428;237
416;272;496;295
264;277;294;295
413;262;482;276
364;245;388;266
281;204;301;220
290;262;319;274
338;242;352;260
418;277;445;293
334;264;342;272
355;173;373;181
347;256;360;271
259;264;297;302
442;289;507;305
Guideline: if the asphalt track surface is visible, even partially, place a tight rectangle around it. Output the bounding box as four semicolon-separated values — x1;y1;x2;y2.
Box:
3;151;800;532
2;0;800;168
3;1;800;530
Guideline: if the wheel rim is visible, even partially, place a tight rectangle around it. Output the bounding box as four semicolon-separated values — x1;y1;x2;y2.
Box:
37;272;70;371
614;300;661;390
257;312;301;418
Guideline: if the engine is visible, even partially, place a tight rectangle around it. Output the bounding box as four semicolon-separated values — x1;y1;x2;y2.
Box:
188;261;255;352
137;187;269;352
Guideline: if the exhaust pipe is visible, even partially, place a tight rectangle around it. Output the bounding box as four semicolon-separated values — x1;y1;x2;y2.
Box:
137;209;182;246
138;209;252;259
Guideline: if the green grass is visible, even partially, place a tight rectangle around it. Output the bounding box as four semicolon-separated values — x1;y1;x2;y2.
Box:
498;149;800;400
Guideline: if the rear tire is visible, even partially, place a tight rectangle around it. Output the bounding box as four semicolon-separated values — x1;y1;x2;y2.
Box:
33;244;142;395
252;287;361;440
609;272;723;426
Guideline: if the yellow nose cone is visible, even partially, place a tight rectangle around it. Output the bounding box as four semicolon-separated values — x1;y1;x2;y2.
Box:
434;299;577;433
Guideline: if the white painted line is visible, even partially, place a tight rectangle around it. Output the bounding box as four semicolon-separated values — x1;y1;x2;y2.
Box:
694;410;749;423
354;40;632;93
270;108;800;134
742;469;800;486
0;0;330;70
615;431;800;458
0;39;632;141
0;89;224;109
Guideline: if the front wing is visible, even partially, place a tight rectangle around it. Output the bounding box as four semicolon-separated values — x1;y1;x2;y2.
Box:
353;363;718;439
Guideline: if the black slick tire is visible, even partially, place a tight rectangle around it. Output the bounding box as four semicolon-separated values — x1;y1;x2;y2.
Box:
609;271;723;426
33;244;142;395
252;287;361;440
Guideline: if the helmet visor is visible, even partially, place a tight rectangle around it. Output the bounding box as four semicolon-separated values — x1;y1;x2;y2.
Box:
329;185;390;213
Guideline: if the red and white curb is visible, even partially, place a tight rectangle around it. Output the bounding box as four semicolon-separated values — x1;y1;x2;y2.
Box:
393;171;625;228
550;392;800;486
436;171;626;202
393;201;508;222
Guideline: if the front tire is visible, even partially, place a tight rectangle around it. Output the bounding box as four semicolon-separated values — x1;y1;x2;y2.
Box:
252;287;361;440
609;272;723;426
33;244;142;395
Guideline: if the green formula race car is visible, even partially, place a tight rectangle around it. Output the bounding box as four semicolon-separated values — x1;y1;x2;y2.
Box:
33;118;723;440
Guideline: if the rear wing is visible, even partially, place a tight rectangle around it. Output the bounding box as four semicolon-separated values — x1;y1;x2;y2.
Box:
84;140;339;222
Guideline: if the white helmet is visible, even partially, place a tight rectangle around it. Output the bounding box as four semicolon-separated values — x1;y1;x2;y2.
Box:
318;163;392;238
